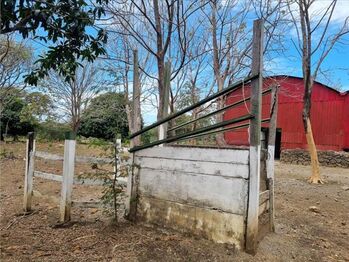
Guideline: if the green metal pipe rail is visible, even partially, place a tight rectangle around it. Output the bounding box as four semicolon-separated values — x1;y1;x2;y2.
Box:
128;73;272;153
129;114;254;153
129;74;259;139
175;118;271;143
168;88;272;133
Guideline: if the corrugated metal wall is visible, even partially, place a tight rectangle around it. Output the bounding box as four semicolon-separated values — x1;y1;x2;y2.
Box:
224;76;348;151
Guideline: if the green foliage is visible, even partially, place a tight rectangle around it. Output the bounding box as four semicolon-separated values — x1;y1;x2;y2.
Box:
20;92;54;125
1;0;108;85
0;89;33;139
79;92;129;141
36;121;71;141
0;148;16;160
78;139;129;222
0;89;54;140
140;128;158;145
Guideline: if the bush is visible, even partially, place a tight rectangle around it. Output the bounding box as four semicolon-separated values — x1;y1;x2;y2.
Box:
36;121;71;141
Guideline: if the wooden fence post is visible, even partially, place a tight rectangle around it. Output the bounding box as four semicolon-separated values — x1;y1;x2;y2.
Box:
246;18;264;254
267;84;279;232
59;131;76;223
126;50;142;221
23;132;35;212
131;49;141;148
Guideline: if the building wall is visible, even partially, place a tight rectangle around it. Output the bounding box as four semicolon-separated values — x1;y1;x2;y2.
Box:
134;146;250;249
224;76;348;151
343;93;349;150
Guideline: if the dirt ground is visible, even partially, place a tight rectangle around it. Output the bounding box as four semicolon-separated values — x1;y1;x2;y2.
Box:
0;141;348;261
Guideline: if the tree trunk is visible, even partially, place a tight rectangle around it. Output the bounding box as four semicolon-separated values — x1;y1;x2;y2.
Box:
211;1;226;147
157;59;165;121
132;49;142;147
304;118;323;184
215;79;226;146
71;117;80;134
4;120;9;142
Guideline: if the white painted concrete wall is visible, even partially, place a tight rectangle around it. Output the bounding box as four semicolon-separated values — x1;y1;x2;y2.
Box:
134;146;250;249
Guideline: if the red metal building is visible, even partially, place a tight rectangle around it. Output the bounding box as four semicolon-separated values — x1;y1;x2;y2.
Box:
224;75;349;157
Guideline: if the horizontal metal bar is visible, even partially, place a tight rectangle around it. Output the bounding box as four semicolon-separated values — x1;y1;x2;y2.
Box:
129;74;259;139
174;118;270;142
129;114;254;152
168;88;272;132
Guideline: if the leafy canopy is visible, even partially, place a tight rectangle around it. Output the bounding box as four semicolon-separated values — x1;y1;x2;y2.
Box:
1;0;108;85
0;88;53;139
79;92;129;140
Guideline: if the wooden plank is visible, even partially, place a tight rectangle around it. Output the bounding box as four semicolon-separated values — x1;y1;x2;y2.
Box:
35;150;115;164
135;146;249;165
71;201;103;208
258;201;269;216
259;190;269;205
246;18;264;255
34;171;63;182
60;136;76;223
138;169;248;215
75;155;112;164
34;171;128;186
135;157;249;179
23;133;35;212
73;177;127;186
35;151;63;161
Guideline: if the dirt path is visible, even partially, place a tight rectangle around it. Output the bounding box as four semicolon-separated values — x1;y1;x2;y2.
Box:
1;142;348;261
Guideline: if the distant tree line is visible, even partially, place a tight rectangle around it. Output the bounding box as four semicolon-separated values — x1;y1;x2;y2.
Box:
0;88;129;141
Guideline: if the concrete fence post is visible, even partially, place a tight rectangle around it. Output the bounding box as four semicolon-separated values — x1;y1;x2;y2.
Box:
23;132;35;212
59;131;76;223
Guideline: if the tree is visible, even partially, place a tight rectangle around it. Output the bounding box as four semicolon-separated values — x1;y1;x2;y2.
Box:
288;0;349;183
1;0;108;85
20;92;54;125
106;0;203;123
42;62;104;132
0;89;53;140
79;92;129;140
0;36;32;113
201;0;285;145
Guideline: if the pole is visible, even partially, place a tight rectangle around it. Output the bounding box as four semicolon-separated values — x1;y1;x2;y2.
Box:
267;84;279;232
23;132;35;212
246;18;264;254
59;131;76;223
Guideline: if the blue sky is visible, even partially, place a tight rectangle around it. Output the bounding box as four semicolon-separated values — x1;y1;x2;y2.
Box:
23;0;348;93
18;0;348;125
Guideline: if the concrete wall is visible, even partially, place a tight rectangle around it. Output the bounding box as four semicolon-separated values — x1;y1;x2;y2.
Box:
134;146;250;249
